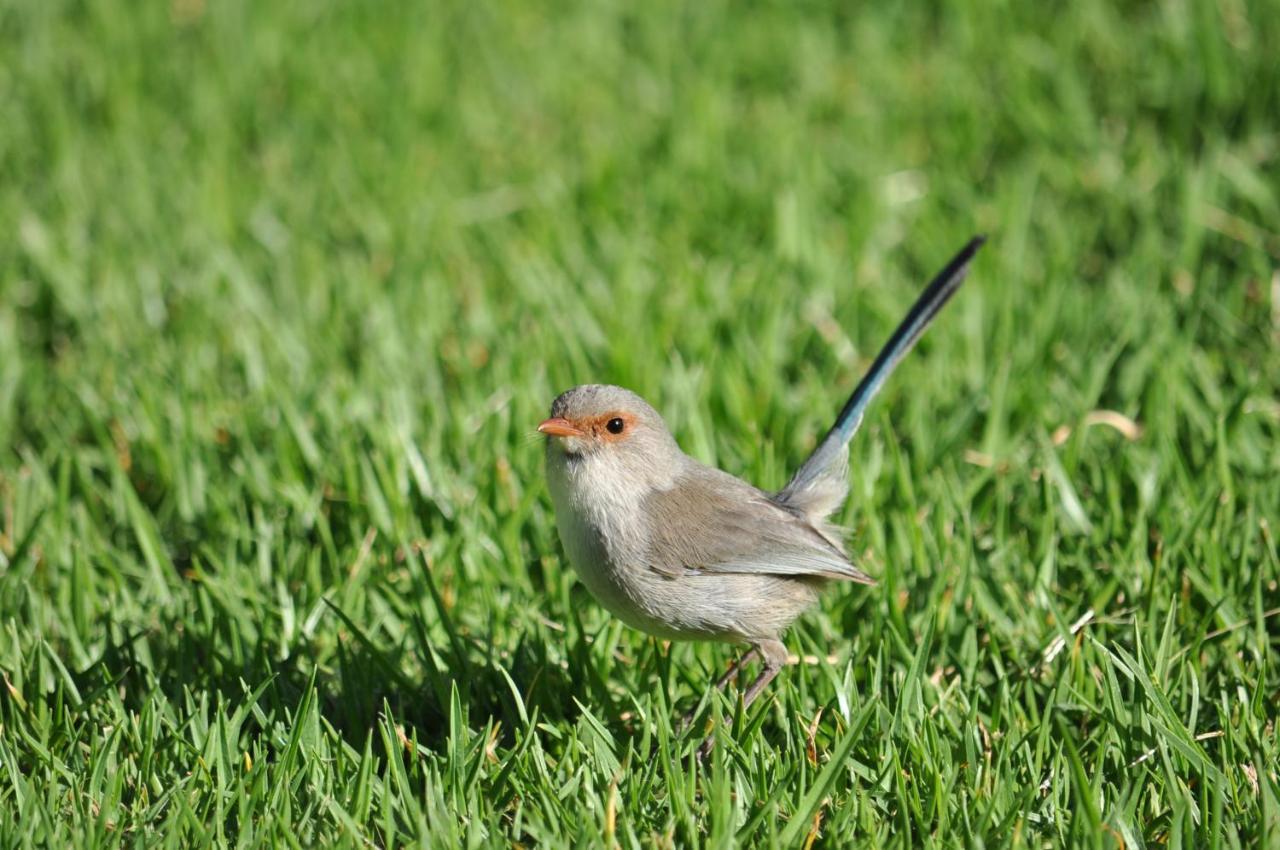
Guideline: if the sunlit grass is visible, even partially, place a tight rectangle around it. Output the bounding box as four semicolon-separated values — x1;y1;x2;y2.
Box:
1;0;1278;846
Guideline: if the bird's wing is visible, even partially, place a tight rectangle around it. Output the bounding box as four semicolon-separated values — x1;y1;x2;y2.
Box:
640;465;874;584
777;236;985;521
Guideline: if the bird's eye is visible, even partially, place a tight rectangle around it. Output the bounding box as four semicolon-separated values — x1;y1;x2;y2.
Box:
606;417;625;434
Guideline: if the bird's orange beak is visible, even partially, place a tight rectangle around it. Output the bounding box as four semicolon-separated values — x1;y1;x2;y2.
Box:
537;417;586;438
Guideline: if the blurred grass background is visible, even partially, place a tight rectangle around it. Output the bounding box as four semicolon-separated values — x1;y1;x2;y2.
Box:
1;0;1278;846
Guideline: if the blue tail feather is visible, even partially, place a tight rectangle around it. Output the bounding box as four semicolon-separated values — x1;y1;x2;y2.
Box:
781;236;986;501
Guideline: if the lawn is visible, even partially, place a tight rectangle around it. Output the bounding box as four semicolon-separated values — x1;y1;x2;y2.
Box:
2;0;1278;846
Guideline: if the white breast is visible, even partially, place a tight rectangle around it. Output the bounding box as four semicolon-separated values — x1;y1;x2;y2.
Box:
546;449;651;623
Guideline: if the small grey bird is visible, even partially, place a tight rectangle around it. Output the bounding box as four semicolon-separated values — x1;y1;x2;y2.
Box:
539;237;985;741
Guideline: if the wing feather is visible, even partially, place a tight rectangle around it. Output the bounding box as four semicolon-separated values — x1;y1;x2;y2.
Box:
640;465;874;584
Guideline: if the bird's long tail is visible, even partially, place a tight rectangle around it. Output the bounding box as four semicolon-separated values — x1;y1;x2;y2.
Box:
777;236;986;515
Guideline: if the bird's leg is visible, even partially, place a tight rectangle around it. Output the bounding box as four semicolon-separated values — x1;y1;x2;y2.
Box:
713;646;759;691
695;639;788;759
741;639;788;708
679;647;759;731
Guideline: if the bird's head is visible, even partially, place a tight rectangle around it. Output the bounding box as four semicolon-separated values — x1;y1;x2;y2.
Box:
539;385;683;483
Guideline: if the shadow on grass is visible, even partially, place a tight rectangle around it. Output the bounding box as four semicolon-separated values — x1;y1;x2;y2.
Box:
58;592;612;757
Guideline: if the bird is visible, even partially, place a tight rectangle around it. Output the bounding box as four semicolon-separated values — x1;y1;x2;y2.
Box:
537;236;985;751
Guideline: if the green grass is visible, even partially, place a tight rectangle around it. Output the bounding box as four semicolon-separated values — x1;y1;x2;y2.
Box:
2;0;1278;845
